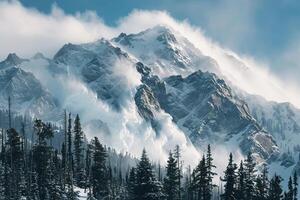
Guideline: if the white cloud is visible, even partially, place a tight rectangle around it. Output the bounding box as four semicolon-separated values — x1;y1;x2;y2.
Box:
117;9;300;108
0;1;117;59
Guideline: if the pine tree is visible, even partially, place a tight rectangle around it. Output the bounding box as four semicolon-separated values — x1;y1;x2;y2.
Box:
174;145;182;199
253;164;268;200
255;175;266;200
183;165;192;200
3;160;12;200
236;161;246;200
244;152;256;200
268;174;283;200
85;144;92;194
191;155;210;200
73;114;85;187
0;162;5;200
206;144;217;200
63;110;68;188
30;171;40;200
286;176;294;200
294;172;298;200
67;113;73;179
135;149;164;200
127;167;137;200
164;151;180;200
32;121;54;199
0;129;5;163
61;142;66;172
221;153;237;200
262;164;270;199
91;137;109;199
6;128;24;199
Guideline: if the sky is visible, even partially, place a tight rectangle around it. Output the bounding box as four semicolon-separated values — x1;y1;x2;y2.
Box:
1;0;300;86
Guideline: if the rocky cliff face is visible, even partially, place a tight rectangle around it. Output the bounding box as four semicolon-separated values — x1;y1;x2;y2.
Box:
0;53;29;69
244;94;300;150
52;39;136;110
0;55;57;118
134;62;279;161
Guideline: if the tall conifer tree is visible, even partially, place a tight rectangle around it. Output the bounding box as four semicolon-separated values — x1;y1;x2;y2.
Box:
164;152;180;200
73;114;85;186
221;153;237;200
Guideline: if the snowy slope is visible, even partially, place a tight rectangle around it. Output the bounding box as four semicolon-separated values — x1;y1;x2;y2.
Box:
0;53;58;119
134;62;279;162
244;94;300;151
113;25;219;78
52;39;138;110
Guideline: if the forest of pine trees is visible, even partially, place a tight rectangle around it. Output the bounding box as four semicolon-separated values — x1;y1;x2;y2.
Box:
0;106;299;199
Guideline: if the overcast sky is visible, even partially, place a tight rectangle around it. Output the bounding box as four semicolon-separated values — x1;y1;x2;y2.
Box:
2;0;300;85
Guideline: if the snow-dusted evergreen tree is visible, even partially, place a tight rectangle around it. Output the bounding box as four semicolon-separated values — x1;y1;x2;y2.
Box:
191;155;210;200
285;176;294;200
32;120;53;199
30;171;40;200
127;167;137;200
206;144;217;199
73;114;85;187
244;152;256;200
294;172;298;200
85;143;92;194
91;137;109;199
174;145;182;199
6;128;24;199
61;142;66;173
164;151;180;200
268;174;283;200
221;153;237;200
67;113;74;182
236;161;246;200
255;175;266;200
135;149;164;200
0;161;5;200
262;164;270;199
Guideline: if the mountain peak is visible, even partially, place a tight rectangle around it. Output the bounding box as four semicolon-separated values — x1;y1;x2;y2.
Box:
150;25;173;33
139;25;177;43
32;52;47;60
0;53;28;69
113;25;177;45
6;53;23;64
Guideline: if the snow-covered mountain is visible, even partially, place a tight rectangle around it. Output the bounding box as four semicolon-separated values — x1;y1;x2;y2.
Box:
0;25;299;174
134;62;278;162
243;93;300;172
52;39;137;110
0;53;58;118
113;26;219;77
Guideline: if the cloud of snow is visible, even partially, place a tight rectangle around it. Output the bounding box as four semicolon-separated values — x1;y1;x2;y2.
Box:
117;10;300;108
22;57;200;166
1;1;299;108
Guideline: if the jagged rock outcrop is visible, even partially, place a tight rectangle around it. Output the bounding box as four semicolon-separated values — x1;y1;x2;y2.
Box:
0;61;57;118
134;62;279;161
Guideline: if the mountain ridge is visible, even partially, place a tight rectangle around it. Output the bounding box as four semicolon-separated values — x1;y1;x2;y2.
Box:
0;26;299;175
